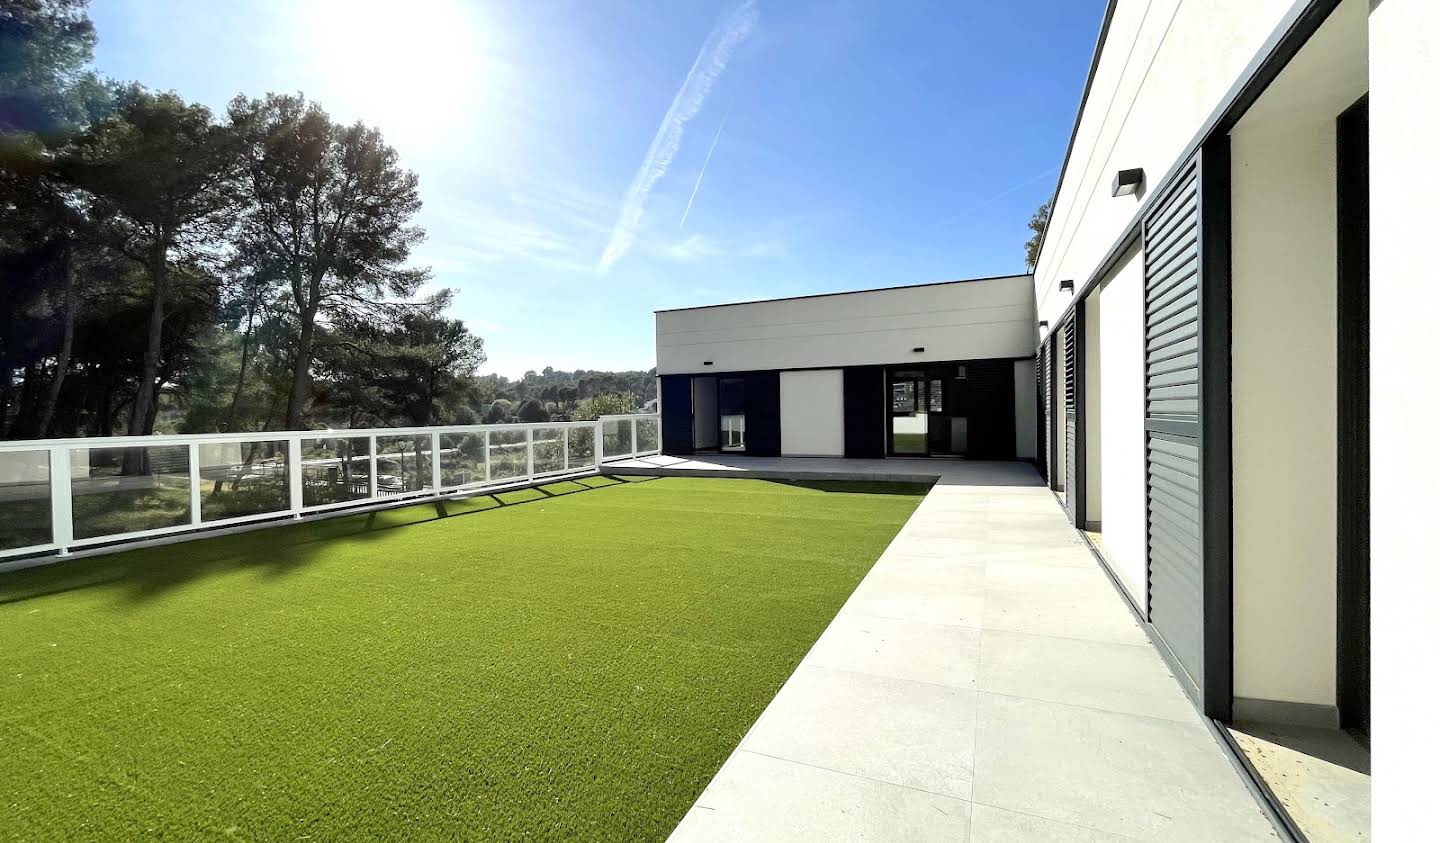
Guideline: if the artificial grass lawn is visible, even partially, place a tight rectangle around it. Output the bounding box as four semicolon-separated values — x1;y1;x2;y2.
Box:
0;476;927;840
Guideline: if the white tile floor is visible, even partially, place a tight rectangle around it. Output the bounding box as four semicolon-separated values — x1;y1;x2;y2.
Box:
605;456;1279;842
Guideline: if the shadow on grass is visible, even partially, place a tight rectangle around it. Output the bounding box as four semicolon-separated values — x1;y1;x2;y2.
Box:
764;479;935;496
0;475;658;608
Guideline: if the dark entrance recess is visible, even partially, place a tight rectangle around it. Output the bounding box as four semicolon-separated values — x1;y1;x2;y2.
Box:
886;361;1015;459
1336;94;1369;740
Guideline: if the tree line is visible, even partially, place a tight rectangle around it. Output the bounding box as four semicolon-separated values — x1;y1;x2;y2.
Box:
1;1;651;443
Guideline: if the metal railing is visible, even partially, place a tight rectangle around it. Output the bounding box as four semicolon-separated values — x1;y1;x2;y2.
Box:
0;414;661;561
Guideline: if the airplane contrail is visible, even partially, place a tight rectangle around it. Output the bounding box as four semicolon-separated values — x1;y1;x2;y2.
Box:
678;100;735;230
598;0;758;272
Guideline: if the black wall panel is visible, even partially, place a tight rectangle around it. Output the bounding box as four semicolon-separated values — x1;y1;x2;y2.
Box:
659;375;693;454
843;366;886;458
743;372;781;457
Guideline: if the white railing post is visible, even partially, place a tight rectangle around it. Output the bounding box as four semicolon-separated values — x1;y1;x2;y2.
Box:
288;436;303;517
595;420;603;466
50;445;72;555
630;417;638;456
431;431;442;492
368;435;378;498
525;426;535;480
188;442;201;525
563;428;569;471
483;430;491;483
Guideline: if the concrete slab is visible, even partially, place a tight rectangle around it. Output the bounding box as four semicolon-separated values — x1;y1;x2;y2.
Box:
972;693;1278;841
674;750;972;842
638;456;1277;842
741;665;979;800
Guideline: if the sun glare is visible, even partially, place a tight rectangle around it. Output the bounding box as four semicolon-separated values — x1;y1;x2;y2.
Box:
301;0;493;146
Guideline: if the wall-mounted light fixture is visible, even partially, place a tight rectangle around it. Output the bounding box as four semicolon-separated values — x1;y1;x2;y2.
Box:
1112;167;1144;197
1038;321;1049;332
1059;279;1074;293
703;361;714;366
911;346;925;353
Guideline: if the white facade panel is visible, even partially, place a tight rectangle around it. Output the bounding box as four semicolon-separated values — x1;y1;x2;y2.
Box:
655;275;1035;375
1033;0;1295;339
1095;244;1146;612
1369;0;1439;831
779;370;845;457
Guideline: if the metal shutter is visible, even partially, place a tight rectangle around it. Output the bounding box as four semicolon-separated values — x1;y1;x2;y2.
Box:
1034;356;1045;476
1144;157;1205;696
1063;314;1079;525
1040;339;1054;486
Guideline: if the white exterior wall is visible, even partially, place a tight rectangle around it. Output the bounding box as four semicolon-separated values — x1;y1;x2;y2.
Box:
655;275;1034;375
779;370;845;457
1229;0;1367;710
1013;361;1037;461
1095;244;1147;611
1034;0;1295;339
1369;0;1439;833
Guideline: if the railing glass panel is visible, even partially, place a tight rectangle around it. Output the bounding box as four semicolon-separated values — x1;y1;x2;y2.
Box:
439;432;487;489
533;427;566;474
375;435;433;496
601;419;633;461
199;440;289;522
300;437;372;507
70;445;190;540
488;430;527;482
0;450;50;550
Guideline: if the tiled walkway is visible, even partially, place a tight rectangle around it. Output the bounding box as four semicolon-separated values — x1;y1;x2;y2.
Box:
605;456;1278;842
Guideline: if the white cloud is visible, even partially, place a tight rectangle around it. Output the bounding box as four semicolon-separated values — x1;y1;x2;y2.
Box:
597;0;759;273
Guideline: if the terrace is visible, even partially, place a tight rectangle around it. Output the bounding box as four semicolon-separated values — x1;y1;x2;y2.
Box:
1;425;1285;840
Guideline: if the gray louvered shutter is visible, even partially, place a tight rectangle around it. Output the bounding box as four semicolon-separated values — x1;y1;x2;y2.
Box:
1040;338;1054;487
1063;315;1079;524
1144;157;1205;697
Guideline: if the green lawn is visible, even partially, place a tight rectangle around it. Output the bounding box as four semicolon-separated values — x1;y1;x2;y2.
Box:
0;476;926;840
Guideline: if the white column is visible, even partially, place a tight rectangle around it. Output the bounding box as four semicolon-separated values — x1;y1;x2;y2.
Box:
1369;1;1439;834
287;437;303;516
525;427;535;480
188;442;201;525
49;446;73;554
368;436;378;498
431;431;442;491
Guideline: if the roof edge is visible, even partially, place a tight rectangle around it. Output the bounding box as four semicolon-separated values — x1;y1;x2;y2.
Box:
654;273;1034;314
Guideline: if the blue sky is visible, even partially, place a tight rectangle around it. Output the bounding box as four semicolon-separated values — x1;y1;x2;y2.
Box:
90;0;1104;377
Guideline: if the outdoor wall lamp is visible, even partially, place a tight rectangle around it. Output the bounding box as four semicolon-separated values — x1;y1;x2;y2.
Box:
703;361;714;366
1038;321;1049;332
1112;167;1145;197
911;346;925;353
1060;279;1074;292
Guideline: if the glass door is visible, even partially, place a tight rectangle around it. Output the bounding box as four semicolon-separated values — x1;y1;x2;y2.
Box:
889;371;928;455
717;377;746;453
